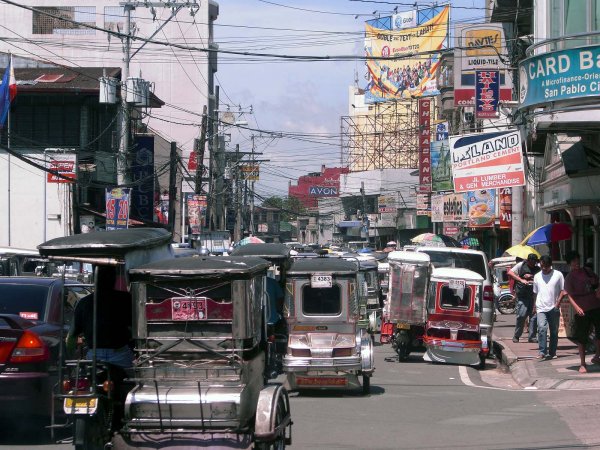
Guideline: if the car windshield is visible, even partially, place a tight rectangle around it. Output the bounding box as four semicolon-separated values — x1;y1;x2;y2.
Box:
0;283;49;321
421;250;487;279
302;285;341;315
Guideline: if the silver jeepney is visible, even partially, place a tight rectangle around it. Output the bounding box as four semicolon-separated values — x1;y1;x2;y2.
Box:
283;257;374;394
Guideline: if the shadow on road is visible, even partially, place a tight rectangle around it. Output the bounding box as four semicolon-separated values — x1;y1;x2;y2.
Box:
0;417;71;446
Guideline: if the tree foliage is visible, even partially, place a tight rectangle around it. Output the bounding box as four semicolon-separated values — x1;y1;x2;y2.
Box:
262;196;306;221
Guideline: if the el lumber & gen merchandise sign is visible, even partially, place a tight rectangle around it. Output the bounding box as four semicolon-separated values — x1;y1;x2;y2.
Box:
449;129;525;193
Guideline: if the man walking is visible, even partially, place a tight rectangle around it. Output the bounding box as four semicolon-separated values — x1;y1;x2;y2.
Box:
532;255;565;359
509;253;541;343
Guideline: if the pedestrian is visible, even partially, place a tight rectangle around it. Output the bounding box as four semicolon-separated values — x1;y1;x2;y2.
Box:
532;255;565;359
508;253;541;343
564;250;600;373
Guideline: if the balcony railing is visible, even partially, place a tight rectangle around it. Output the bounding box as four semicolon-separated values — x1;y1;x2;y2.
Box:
526;31;600;57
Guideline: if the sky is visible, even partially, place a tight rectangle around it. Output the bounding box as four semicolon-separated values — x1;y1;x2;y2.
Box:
211;0;487;200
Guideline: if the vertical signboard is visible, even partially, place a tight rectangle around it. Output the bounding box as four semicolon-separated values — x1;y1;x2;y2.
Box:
431;139;452;192
105;188;131;230
186;193;207;235
131;135;155;222
431;194;444;223
475;70;500;119
418;98;432;190
498;187;512;229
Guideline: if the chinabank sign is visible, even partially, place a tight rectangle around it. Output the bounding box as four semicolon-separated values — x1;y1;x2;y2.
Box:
309;186;338;197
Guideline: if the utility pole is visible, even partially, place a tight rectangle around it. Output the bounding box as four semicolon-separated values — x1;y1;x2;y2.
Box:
234;144;242;242
168;141;178;232
209;86;220;230
195;105;208;195
249;135;255;236
117;4;132;185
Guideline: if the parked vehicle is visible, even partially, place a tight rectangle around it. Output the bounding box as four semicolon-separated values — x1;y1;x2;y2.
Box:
0;277;92;433
489;256;518;314
38;228;174;450
0;246;48;276
283;256;374;394
378;262;394;344
416;247;494;352
118;255;292;449
386;251;431;361
352;255;381;337
423;267;488;369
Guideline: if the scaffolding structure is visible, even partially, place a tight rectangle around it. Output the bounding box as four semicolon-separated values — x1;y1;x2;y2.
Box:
340;100;419;172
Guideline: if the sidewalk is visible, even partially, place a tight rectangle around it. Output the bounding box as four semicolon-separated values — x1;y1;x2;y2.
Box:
493;312;600;390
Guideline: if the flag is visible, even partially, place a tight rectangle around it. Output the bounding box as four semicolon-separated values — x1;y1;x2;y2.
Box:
0;55;17;128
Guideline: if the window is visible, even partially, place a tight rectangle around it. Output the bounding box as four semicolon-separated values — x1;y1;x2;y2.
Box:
302;285;341;316
548;0;600;48
0;284;50;320
32;7;96;35
440;285;472;311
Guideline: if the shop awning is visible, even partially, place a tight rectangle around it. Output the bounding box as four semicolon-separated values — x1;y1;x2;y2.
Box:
337;220;361;228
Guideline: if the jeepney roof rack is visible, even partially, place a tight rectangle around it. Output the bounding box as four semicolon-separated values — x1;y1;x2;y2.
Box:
287;257;357;275
129;256;270;281
229;243;291;261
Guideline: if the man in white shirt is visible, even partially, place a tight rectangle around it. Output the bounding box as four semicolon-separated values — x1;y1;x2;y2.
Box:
532;255;566;359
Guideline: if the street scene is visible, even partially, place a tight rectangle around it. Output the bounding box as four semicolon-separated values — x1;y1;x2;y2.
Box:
2;0;600;449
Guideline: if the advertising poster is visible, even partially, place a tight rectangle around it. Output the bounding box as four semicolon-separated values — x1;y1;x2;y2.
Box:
475;70;500;119
519;44;600;109
105;188;131;230
453;23;513;107
47;154;76;183
498;187;512;229
466;189;496;228
418;98;432;190
364;5;449;102
449;129;526;193
442;192;467;222
186;193;207;235
431;194;444;223
431;139;452;192
131;135;155;221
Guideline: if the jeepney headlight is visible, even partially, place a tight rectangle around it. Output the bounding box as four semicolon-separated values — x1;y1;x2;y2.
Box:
334;334;355;347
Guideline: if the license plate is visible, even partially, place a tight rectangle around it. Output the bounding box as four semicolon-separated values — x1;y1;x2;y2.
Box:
311;274;332;288
449;279;466;289
397;322;411;330
172;298;208;321
296;376;347;386
64;397;98;414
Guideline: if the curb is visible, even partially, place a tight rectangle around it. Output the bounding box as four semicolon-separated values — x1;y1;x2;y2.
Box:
493;337;535;388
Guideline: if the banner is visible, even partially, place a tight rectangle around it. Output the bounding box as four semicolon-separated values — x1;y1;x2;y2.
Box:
431;139;452;192
475;70;500;119
364;6;449;102
449;130;526;193
443;192;467;222
519;44;600;109
453;23;513;107
431;193;444;222
418;98;432;190
105;188;131;230
47;154;76;183
467;189;496;228
186;193;207;235
131;135;155;221
498;187;512;229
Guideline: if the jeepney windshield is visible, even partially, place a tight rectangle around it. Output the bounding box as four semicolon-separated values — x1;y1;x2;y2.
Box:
302;284;341;316
439;284;472;311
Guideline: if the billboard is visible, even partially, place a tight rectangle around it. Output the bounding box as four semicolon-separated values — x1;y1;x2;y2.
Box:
519;44;600;109
466;189;496;228
418;98;432;190
449;130;526;193
131;135;155;222
105;188;131;230
309;186;339;197
185;193;206;235
442;192;467;222
364;5;449;103
431;139;452;192
453;24;513;107
475;70;500;119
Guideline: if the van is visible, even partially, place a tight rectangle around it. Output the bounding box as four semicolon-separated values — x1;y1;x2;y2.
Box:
415;247;494;347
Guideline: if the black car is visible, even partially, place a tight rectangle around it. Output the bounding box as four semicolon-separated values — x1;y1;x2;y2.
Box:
0;277;91;422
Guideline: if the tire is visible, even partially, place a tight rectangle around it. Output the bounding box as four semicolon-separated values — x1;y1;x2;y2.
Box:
395;332;411;361
362;374;370;395
255;398;286;450
74;403;111;450
477;354;486;370
497;294;516;315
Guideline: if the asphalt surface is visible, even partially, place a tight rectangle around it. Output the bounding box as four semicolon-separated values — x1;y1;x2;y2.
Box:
1;343;599;449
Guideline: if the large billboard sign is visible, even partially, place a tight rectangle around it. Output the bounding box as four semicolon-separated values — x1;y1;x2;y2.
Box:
449;130;525;193
519;44;600;109
453;24;513;107
364;5;449;103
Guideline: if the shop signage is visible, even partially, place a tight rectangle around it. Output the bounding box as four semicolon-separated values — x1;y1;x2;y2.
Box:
466;189;496;228
105;188;131;230
431;194;444;222
185;193;207;234
309;186;338;197
240;164;259;181
519;44;600;109
418;98;432;190
416;192;431;216
131;135;155;221
444;225;460;236
378;195;397;213
47;154;76;183
442;192;467;222
449;129;525;193
475;70;500;118
498;187;512;229
436;121;449;141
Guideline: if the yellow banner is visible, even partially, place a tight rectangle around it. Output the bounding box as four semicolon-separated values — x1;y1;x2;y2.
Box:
364;6;449;102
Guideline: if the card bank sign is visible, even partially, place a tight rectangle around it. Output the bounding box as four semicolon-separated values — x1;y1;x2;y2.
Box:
519;44;600;109
309;186;338;197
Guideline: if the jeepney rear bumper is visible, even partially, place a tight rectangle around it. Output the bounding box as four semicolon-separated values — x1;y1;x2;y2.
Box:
112;432;253;450
283;356;362;373
424;339;482;366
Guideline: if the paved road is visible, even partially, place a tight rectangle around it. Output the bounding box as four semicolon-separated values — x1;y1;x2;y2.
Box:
2;344;599;449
